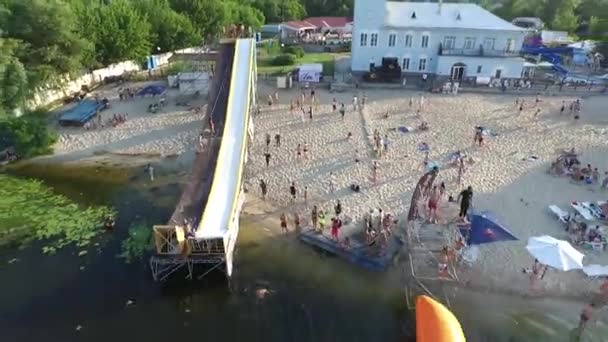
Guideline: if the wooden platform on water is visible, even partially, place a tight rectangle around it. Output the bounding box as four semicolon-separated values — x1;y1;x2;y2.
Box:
298;223;403;271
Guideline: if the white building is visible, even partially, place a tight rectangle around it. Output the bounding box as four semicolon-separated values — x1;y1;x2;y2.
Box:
351;1;529;80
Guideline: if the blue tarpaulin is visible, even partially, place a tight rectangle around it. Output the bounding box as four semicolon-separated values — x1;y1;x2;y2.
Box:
459;211;518;245
137;84;167;97
58;100;104;126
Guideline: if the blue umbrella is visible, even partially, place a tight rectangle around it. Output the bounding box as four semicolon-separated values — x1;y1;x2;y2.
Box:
459;211;518;245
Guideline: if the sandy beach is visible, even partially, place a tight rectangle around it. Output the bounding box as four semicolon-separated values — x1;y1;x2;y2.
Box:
246;82;608;298
48;81;207;164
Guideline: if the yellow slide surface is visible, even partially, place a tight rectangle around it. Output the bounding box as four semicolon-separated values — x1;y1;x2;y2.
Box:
416;295;466;342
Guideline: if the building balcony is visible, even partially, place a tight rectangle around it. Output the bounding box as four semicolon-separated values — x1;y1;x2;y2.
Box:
438;44;520;58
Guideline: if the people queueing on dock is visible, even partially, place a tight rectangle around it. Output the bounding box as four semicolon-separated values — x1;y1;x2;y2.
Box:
311;205;319;232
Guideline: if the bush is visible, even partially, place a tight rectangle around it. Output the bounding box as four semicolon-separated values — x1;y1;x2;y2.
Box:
0;110;57;157
282;45;305;58
271;54;296;66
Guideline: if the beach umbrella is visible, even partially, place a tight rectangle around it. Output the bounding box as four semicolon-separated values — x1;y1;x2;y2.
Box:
459;211;518;245
526;235;584;271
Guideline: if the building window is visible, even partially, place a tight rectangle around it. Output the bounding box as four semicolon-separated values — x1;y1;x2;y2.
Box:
405;34;413;47
360;33;368;47
477;65;482;73
402;57;410;70
506;38;516;52
418;58;427;71
388;33;396;47
421;35;429;48
483;37;495;50
464;37;476;49
443;36;456;49
370;33;378;47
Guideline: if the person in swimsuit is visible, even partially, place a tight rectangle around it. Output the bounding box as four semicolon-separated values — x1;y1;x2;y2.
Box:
577;302;595;334
296;144;302;161
427;185;440;223
259;179;267;199
280;213;288;233
311;206;318;231
289;181;297;202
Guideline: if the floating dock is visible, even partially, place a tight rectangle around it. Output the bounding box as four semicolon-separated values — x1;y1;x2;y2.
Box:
298;222;402;271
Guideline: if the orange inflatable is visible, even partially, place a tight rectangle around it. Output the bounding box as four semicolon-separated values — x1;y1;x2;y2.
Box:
416;295;466;342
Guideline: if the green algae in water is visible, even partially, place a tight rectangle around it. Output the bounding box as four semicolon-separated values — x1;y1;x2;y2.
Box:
0;174;115;253
118;221;153;263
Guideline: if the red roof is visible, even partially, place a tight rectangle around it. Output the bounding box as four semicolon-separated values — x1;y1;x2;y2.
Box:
283;16;353;31
304;17;353;28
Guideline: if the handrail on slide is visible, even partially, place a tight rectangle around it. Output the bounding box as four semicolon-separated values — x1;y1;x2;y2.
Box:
196;39;253;240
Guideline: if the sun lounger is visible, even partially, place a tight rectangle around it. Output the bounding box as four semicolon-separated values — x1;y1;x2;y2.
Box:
548;205;570;223
582;202;606;220
571;201;595;221
583;264;608;278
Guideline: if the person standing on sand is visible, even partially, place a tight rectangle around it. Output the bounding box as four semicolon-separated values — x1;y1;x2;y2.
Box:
519;100;524;114
457;186;473;220
409;97;413;108
329;172;335;193
280;213;288;233
383;134;389;154
352;95;358;111
372;161;379;184
274;133;281;147
340;103;345;119
308;106;313;121
560;100;565;115
311;206;319;231
332;98;337;113
419;95;425;109
296;144;302;161
264;152;271;168
318;210;326;231
259;179;267;200
289;181;297;203
303;143;309;159
334;200;342;217
265;133;271;148
303;186;308;204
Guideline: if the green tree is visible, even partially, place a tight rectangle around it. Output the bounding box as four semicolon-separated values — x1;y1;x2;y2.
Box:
133;0;201;53
0;38;28;112
1;0;92;87
170;0;229;41
551;0;580;32
224;1;265;30
249;0;306;23
300;0;353;17
93;0;152;64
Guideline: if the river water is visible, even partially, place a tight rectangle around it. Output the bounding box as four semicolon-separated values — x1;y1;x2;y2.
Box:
1;164;606;342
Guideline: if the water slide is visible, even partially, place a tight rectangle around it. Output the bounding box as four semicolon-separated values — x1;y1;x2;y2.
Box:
416;295;466;342
168;42;235;227
521;46;572;76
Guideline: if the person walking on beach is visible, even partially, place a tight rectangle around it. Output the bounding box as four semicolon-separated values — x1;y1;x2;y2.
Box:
339;103;345;119
372;161;379;184
560;100;565;115
332;98;337;113
274;133;281;147
457;157;465;186
311;205;319;231
383;134;389;154
457;186;473;221
296;144;302;161
575;302;596;339
259;179;268;200
409;97;413;108
474;128;484;147
264;152;271;168
329;172;335;193
289;181;297;203
352;95;358;111
280;213;288;233
308;106;313;121
331;217;342;242
419;95;425;109
303;143;309;159
265;133;271;148
519;100;524;114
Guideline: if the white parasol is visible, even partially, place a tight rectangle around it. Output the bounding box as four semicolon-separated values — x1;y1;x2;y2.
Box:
526;235;585;271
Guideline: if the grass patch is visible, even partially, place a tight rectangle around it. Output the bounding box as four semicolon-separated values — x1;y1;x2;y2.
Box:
257;52;349;76
0;174;115;253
